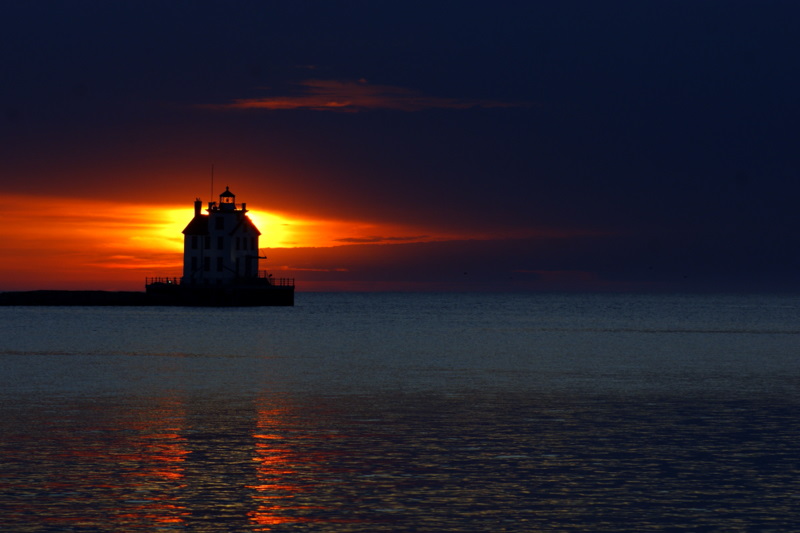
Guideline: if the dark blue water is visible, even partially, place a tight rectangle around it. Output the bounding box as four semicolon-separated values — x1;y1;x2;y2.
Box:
1;293;799;531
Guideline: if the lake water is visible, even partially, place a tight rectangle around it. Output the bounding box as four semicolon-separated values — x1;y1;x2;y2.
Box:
1;292;800;531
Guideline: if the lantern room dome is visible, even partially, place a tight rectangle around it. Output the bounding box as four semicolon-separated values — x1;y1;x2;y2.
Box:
220;186;235;202
219;186;236;211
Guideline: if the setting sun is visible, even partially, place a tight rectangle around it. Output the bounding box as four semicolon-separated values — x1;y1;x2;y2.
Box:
245;210;296;248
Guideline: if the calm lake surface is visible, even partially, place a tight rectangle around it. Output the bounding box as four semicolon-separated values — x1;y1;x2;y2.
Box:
1;292;799;531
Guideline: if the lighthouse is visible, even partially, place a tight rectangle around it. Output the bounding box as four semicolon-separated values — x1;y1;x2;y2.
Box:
145;186;294;305
181;186;261;286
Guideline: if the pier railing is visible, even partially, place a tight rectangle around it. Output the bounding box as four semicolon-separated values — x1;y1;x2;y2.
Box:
146;275;294;287
146;277;180;285
263;277;295;287
257;271;295;286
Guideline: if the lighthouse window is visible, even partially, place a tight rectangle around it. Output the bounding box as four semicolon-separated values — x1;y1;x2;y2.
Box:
236;237;240;251
215;217;225;230
204;236;210;249
203;257;210;272
217;257;223;272
191;236;198;250
251;237;257;250
191;257;197;270
217;237;224;250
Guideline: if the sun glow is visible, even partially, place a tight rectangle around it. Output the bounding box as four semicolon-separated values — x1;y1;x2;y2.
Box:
159;207;339;249
146;207;192;252
245;210;296;248
246;210;449;249
1;195;188;289
246;210;367;248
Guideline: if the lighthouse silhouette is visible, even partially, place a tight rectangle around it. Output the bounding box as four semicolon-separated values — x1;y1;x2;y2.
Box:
181;187;262;286
145;187;294;306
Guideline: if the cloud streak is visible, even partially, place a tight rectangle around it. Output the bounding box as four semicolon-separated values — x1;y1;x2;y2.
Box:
203;79;529;112
334;235;430;244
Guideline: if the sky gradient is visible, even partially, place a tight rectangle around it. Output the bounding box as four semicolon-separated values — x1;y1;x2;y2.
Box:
2;1;799;292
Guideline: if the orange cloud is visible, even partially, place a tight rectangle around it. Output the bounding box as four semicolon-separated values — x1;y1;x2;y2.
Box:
203;79;530;112
333;235;430;244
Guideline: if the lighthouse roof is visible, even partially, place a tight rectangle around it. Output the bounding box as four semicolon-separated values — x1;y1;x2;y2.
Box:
182;214;209;235
220;186;235;198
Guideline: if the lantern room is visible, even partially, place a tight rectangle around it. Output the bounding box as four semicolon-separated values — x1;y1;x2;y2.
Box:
219;186;236;211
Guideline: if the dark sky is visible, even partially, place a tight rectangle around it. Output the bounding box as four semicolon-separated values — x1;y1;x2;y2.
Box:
3;1;800;291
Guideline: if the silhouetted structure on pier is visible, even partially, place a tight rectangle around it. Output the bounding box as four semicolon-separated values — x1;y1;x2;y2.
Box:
146;187;294;306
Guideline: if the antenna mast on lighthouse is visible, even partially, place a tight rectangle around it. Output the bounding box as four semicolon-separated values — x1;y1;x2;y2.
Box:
210;164;215;201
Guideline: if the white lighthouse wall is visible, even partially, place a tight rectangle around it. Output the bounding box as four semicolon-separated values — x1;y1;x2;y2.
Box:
181;212;260;285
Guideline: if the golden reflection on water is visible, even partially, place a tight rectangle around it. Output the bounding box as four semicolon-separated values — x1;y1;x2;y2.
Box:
249;404;303;528
248;401;351;530
115;396;190;526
